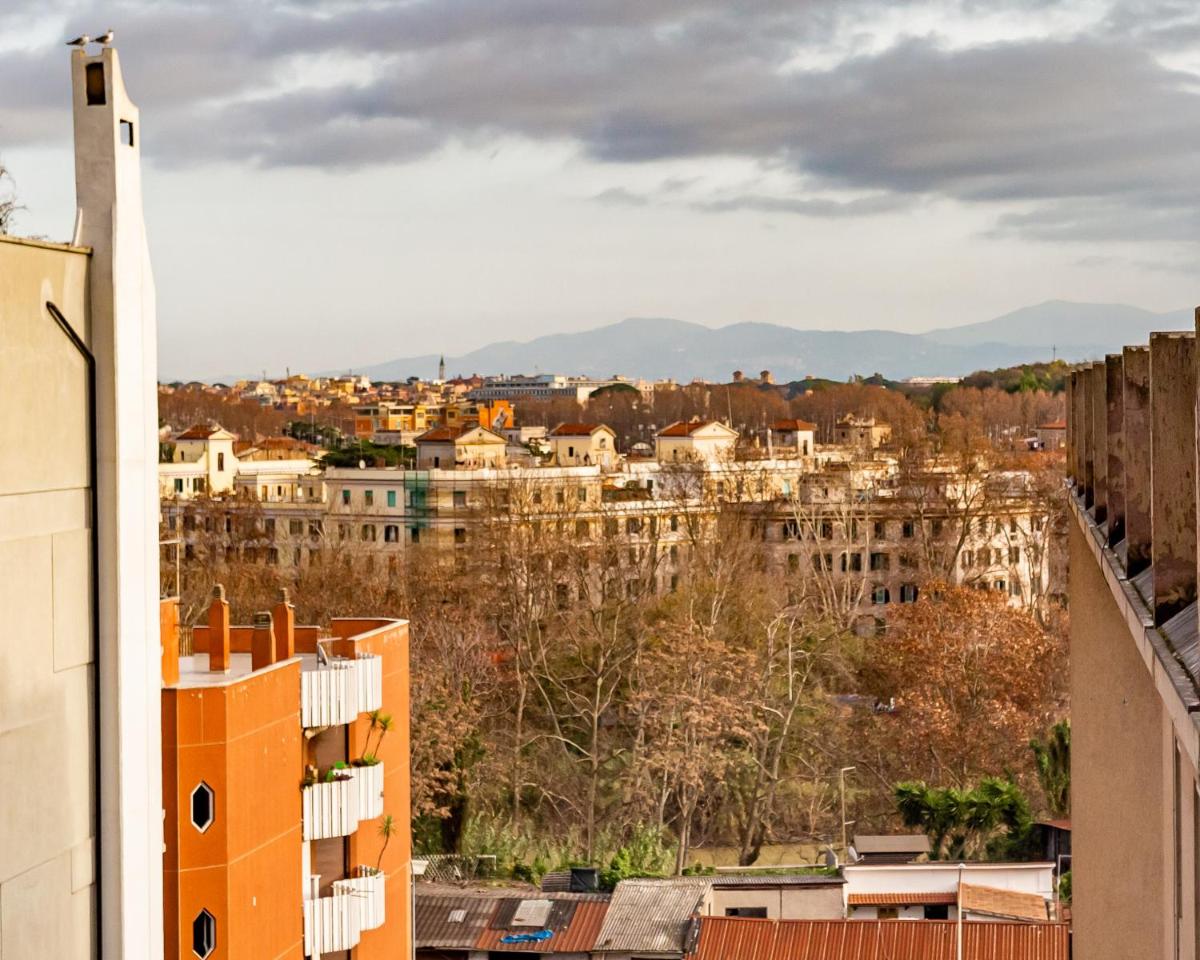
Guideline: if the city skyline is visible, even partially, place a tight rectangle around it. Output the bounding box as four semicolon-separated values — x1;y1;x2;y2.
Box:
5;0;1200;379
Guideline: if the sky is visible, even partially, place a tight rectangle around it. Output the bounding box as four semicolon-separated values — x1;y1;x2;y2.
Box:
3;0;1200;379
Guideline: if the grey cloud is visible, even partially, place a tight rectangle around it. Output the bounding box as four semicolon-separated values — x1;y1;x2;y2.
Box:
7;0;1200;243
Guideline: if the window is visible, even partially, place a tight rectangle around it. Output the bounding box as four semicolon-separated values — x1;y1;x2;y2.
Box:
841;552;862;573
725;907;768;918
576;519;589;537
900;583;918;603
454;527;467;544
902;520;915;538
342;489;351;506
670;515;679;532
293;547;302;566
961;550;972;570
931;518;943;537
308;521;322;539
85;62;106;104
783;519;800;540
1009;546;1021;564
626;518;641;535
216;452;225;471
264;518;276;537
267;547;279;565
365;490;374;507
994;579;1006;592
410;527;421;544
361;524;376;542
578;486;588;502
174;478;183;493
869;552;889;572
924;905;949;920
192;910;215;958
788;553;800;572
715;481;726;498
338;523;350;541
872;585;890;605
384;524;400;543
556;489;566;505
532;490;543;505
387;490;397;508
190;783;214;832
167;514;177;531
289;519;302;536
877;907;899;921
873;520;886;539
820;521;833;540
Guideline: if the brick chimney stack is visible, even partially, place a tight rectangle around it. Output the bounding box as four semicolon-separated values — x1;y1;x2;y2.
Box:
208;584;231;673
272;588;295;661
251;611;277;671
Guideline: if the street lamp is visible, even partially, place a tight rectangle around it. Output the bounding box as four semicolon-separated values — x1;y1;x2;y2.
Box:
839;766;856;858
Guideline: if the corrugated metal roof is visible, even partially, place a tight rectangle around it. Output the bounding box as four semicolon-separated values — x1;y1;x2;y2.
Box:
593;878;710;954
848;892;958;905
710;874;844;888
688;917;1070;960
475;898;608;953
960;883;1051;922
415;894;499;948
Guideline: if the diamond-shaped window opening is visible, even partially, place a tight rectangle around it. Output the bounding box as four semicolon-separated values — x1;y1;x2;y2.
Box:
190;782;215;833
192;909;215;959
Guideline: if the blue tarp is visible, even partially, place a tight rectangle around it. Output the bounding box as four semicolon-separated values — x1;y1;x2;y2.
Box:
499;929;554;944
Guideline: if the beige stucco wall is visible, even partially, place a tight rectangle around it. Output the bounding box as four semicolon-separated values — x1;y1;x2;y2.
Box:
1070;519;1173;960
709;885;844;920
0;236;97;957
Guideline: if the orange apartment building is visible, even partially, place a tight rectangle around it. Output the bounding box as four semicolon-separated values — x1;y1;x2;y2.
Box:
160;588;412;959
353;399;514;438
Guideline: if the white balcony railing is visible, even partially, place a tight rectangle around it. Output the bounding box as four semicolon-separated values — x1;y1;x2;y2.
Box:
303;880;362;956
333;866;386;931
302;778;360;841
350;762;385;821
301;653;383;728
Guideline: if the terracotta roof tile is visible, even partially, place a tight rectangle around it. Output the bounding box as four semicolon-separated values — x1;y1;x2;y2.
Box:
772;419;818;432
959;883;1051;922
549;423;611;437
847;892;958;905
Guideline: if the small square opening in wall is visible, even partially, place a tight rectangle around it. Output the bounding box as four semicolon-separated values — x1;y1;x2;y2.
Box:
85;62;106;105
120;119;134;147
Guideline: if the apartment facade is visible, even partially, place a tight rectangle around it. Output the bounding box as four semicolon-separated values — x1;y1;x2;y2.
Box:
1067;326;1200;960
162;590;413;959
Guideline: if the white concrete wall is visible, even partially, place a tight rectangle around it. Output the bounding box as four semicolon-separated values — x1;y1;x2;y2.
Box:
72;46;164;959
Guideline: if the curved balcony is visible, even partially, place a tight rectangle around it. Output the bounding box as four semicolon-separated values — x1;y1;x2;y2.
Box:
303;886;361;956
333;865;385;931
302;777;359;841
301;653;382;728
350;762;385;821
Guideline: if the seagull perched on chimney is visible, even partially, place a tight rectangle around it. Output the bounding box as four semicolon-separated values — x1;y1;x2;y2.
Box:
95;29;114;45
65;34;91;48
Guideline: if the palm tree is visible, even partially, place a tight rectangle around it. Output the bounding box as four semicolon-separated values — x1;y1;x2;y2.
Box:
1030;721;1070;817
371;713;394;758
375;814;395;873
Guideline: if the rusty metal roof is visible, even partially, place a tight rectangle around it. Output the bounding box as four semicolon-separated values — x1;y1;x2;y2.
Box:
415;893;499;948
475;898;609;953
688;917;1070;960
593;878;710;954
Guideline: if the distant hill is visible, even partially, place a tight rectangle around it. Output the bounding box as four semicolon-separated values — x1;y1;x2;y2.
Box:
923;300;1190;354
346;300;1189;383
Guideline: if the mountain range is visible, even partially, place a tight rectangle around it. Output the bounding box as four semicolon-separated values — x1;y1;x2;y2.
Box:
339;301;1190;384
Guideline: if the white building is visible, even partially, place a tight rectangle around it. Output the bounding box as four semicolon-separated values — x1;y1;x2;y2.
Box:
843;862;1055;921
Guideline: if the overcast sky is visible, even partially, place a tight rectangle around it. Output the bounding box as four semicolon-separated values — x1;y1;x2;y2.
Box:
3;0;1199;379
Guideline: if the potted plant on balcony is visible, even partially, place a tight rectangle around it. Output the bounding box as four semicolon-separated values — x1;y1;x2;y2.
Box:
355;710;393;766
375;814;394;873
